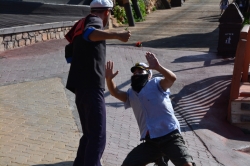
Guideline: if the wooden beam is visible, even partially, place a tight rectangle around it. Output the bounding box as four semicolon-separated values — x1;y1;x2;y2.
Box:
242;25;250;82
229;39;247;121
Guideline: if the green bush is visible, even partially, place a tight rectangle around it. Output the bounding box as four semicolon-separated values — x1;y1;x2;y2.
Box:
113;0;147;24
243;12;250;26
113;5;127;24
132;0;147;21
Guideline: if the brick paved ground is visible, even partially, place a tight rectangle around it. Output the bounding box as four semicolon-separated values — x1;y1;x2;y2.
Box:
0;78;80;166
107;0;220;53
0;39;229;166
1;0;250;165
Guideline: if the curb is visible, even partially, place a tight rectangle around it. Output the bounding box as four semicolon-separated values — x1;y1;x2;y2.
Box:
0;21;77;35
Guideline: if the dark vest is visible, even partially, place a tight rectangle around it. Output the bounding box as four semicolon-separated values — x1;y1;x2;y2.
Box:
66;16;106;93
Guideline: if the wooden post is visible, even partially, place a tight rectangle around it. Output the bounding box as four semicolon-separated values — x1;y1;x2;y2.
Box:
131;0;142;19
161;0;171;9
230;39;247;100
228;39;247;121
243;25;250;82
123;0;135;26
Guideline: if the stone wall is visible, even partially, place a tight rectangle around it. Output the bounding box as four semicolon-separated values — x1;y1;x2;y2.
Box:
0;27;71;52
0;16;115;52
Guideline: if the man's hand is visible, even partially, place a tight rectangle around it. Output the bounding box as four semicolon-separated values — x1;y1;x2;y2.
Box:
117;31;131;42
145;52;160;70
105;61;119;80
145;52;176;91
105;61;127;102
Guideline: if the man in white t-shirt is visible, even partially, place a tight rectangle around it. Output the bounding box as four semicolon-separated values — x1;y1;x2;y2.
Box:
105;52;195;166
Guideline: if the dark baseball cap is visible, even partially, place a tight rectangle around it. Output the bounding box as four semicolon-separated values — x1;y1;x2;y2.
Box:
131;62;152;77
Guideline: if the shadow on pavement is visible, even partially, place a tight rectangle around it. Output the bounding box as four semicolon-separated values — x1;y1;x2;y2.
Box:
141;28;219;53
103;74;246;139
33;161;73;166
172;75;250;141
171;54;235;73
197;15;221;23
172;54;228;63
103;53;240;137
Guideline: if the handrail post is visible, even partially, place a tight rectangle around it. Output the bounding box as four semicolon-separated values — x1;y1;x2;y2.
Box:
123;0;135;26
131;0;142;19
228;39;247;121
241;25;250;82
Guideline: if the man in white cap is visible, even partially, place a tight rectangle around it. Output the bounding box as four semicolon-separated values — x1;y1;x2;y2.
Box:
105;52;195;166
66;0;131;165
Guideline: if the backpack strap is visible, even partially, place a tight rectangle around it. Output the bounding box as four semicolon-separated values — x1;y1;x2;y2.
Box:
64;14;96;64
65;14;92;43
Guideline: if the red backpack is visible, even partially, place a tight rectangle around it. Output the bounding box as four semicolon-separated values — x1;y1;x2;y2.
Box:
64;15;90;63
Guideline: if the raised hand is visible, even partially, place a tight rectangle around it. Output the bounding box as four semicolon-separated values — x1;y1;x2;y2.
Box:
145;52;160;70
105;61;119;80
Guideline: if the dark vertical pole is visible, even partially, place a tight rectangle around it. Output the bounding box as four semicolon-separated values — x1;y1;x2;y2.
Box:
83;0;93;5
161;0;171;9
123;0;135;26
131;0;142;19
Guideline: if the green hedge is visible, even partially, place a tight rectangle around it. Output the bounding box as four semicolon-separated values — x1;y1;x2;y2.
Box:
113;0;147;24
243;12;250;26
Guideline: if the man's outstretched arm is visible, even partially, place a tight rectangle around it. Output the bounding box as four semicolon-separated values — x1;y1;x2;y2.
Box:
106;61;127;102
89;29;131;42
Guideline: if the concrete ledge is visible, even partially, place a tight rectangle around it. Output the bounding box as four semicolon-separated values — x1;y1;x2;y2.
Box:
0;1;90;16
0;21;77;35
0;18;114;52
0;0;85;5
0;25;73;52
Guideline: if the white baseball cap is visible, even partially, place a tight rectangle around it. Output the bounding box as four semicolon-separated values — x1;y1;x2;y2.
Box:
90;0;113;9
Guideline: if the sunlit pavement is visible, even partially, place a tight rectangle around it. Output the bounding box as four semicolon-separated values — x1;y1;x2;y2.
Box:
0;0;250;166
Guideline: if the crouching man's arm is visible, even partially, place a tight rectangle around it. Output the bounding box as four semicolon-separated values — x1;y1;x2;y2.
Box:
145;52;177;91
105;61;127;102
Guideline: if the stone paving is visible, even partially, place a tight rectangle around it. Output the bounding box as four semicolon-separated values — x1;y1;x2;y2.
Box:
0;39;225;166
107;0;220;53
0;0;250;165
0;78;80;166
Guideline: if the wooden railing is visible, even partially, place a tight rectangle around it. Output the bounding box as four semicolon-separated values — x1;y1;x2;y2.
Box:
228;24;250;132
